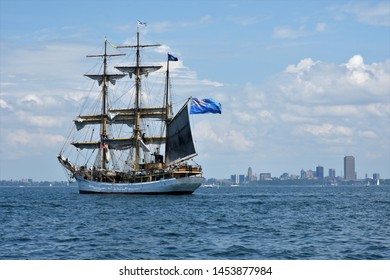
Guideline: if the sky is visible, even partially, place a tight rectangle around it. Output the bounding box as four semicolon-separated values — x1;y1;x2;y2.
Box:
0;0;389;181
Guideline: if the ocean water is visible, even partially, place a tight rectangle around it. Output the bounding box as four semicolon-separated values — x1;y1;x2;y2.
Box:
0;185;389;260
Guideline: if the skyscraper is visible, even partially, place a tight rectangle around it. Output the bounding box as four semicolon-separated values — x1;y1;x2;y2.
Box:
246;167;257;182
316;166;324;179
329;168;336;178
230;174;238;184
344;156;356;180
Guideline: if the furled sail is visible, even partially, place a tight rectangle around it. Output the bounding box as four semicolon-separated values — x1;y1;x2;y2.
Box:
74;107;166;130
166;102;196;163
71;139;133;150
71;141;100;150
84;74;126;85
74;114;134;130
115;66;162;78
72;136;165;150
109;107;166;119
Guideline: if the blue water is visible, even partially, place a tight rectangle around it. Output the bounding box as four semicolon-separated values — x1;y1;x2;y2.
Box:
0;185;389;260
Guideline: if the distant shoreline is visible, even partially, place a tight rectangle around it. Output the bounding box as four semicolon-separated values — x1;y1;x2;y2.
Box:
1;178;389;187
0;180;71;187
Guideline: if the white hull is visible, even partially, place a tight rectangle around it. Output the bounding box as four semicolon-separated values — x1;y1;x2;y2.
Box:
76;176;204;194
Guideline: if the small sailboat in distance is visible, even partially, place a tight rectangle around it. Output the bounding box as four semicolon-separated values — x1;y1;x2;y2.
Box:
58;27;204;194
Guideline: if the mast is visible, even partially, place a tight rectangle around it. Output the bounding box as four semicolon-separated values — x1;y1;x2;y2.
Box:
101;40;109;169
116;27;161;172
84;39;126;169
134;31;141;171
164;57;170;164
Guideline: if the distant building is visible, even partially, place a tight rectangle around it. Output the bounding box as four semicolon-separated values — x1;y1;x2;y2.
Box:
246;167;257;182
21;179;33;184
344;156;357;180
300;169;314;179
329;168;336;178
307;169;315;179
300;169;306;179
280;172;289;180
230;174;245;184
316;166;324;179
230;174;239;184
373;173;380;180
259;173;271;181
239;175;245;184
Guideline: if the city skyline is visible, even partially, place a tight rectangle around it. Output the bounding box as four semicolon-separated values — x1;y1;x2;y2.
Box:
230;154;385;181
1;0;389;181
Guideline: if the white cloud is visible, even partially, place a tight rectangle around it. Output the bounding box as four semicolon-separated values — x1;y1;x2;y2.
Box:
313;105;360;117
345;54;365;70
273;21;329;39
285;58;317;73
358;130;378;139
338;2;390;27
233;111;257;123
299;123;354;137
193;120;223;144
5;129;65;149
155;44;171;54
226;16;258;26
344;55;370;85
150;16;213;33
15;111;65;128
275;55;390;106
200;79;224;87
17;94;43;107
0;99;13;110
64;91;91;104
226;129;254;152
316;22;328;32
273;25;307;39
365;103;390;117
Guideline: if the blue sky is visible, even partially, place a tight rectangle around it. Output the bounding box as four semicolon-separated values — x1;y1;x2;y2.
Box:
1;0;389;181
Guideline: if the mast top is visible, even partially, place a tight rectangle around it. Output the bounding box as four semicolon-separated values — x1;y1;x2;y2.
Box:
86;39;126;58
116;28;161;49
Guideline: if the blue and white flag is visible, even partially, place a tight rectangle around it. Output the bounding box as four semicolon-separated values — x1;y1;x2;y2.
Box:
168;53;178;61
190;98;222;114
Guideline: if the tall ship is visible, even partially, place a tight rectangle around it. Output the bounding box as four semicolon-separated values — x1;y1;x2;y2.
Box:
58;29;205;194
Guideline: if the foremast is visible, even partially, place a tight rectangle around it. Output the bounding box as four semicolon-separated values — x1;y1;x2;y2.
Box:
57;39;127;177
85;40;126;169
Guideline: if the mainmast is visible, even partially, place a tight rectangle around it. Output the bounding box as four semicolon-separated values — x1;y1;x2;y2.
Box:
101;41;109;168
116;29;161;171
134;31;142;171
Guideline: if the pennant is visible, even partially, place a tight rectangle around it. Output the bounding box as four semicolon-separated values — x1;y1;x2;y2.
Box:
105;38;117;49
190;98;222;114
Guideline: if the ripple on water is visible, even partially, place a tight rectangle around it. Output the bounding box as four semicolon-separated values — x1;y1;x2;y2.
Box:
1;185;390;259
